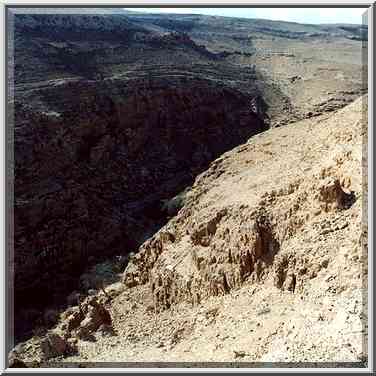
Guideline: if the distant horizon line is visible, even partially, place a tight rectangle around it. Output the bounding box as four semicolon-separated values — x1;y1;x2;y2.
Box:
8;6;368;26
122;7;368;26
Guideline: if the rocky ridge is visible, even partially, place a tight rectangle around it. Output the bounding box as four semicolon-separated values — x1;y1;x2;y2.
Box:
14;95;368;366
13;73;265;341
9;9;367;358
122;95;366;312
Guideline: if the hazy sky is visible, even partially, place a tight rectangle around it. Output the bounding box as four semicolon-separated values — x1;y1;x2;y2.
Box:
124;8;368;25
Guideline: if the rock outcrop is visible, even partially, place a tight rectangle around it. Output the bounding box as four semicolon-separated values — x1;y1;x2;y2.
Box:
123;95;366;315
10;10;367;355
13;75;266;341
40;332;72;360
13;94;367;367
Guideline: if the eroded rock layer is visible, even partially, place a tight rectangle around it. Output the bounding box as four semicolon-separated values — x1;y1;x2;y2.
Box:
10;10;367;348
13;75;265;338
123;95;366;314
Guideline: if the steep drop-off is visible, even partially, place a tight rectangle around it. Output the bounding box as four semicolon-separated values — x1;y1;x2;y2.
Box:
9;10;367;351
13;95;367;366
13;75;266;340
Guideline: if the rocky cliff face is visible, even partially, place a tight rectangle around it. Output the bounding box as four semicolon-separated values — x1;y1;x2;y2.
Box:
13;13;148;82
10;9;366;350
116;95;367;363
122;95;366;314
14;95;367;366
12;14;227;83
13;74;265;339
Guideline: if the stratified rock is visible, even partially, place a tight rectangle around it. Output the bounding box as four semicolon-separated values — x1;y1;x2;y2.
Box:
122;95;365;313
14;76;265;331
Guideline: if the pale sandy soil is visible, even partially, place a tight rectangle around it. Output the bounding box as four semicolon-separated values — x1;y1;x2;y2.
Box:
16;95;367;368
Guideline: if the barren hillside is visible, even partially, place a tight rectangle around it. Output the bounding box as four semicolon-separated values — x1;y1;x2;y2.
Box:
8;7;368;368
13;94;367;367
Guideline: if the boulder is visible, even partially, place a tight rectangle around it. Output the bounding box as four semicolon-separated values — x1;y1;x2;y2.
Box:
8;357;27;368
8;352;28;368
40;332;69;359
65;309;85;333
75;297;112;340
318;177;355;211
